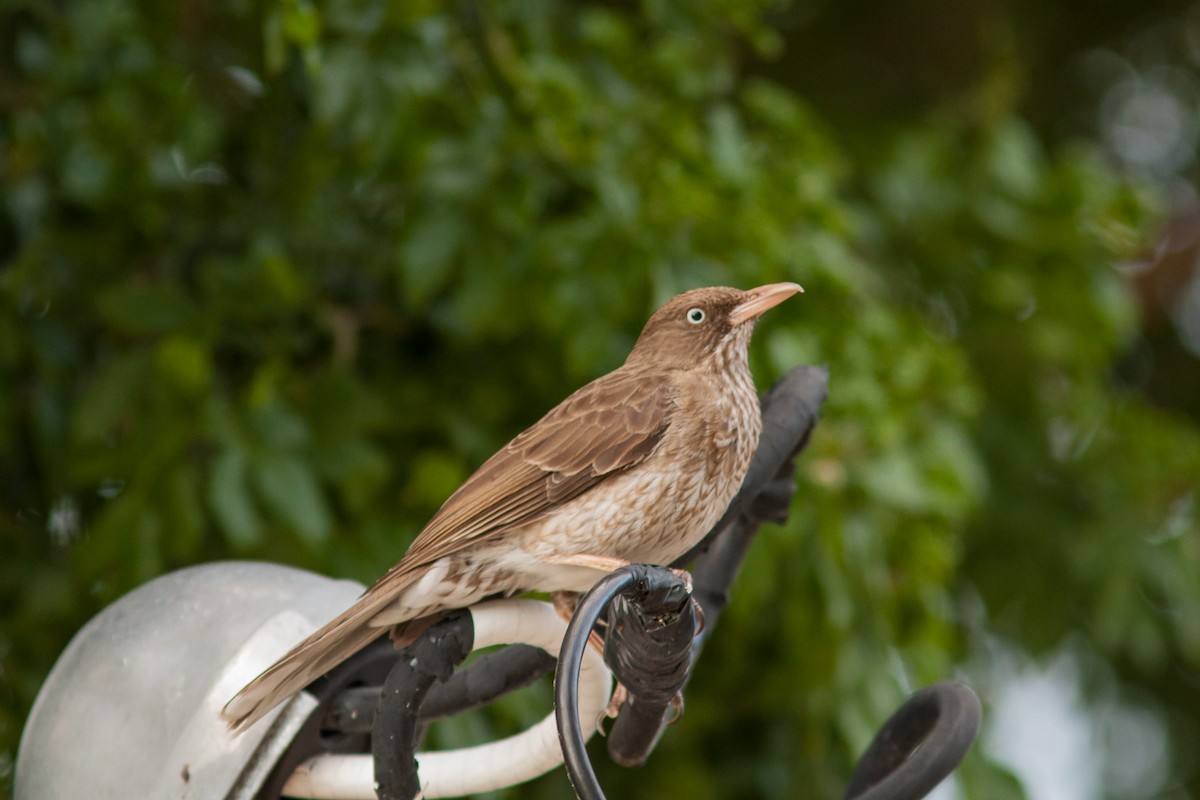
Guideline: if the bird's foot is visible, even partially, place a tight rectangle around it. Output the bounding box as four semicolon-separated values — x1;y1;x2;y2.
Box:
552;590;607;651
595;685;686;733
597;682;628;735
667;566;693;593
659;567;703;633
550;590;578;621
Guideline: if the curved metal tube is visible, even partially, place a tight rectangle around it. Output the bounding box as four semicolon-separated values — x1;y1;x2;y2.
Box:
844;682;982;800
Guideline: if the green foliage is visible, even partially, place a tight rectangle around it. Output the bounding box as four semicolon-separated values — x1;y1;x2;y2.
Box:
1;1;1196;798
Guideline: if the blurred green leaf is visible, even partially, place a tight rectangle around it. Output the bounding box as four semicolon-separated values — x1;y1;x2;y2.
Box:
317;439;390;512
154;336;213;396
207;448;261;549
398;212;466;307
72;352;151;442
95;283;198;335
249;401;309;450
403;450;468;511
164;463;205;559
253;453;332;546
707;103;751;182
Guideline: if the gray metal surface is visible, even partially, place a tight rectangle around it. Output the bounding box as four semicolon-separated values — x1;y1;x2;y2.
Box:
15;561;364;800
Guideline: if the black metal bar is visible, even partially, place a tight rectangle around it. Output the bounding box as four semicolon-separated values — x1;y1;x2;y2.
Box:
844;682;982;800
602;568;696;766
325;644;554;733
325;686;384;734
421;644;556;720
372;611;474;800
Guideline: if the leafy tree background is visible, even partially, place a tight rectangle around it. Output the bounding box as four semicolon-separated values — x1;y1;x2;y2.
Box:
3;1;1200;798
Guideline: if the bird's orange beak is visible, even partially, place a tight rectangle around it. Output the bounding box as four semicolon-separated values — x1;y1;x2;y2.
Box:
730;282;803;326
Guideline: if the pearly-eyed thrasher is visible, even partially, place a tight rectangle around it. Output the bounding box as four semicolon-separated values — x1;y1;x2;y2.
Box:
222;283;801;731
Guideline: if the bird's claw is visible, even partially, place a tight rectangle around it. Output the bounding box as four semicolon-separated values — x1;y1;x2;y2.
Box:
595;684;687;733
668;566;694;593
666;691;685;725
690;596;706;635
596;683;628;735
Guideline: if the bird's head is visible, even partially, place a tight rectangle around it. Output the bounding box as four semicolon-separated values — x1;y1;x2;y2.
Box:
626;283;803;370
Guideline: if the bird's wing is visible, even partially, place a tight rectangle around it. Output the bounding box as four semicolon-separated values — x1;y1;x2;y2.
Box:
366;368;674;591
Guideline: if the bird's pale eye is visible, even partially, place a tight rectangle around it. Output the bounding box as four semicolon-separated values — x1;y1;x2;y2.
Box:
686;307;706;325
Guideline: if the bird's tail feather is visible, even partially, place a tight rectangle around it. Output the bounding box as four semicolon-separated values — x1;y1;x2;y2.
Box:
221;586;406;733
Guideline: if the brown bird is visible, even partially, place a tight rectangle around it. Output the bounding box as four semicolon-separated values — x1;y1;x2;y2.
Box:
222;282;802;731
